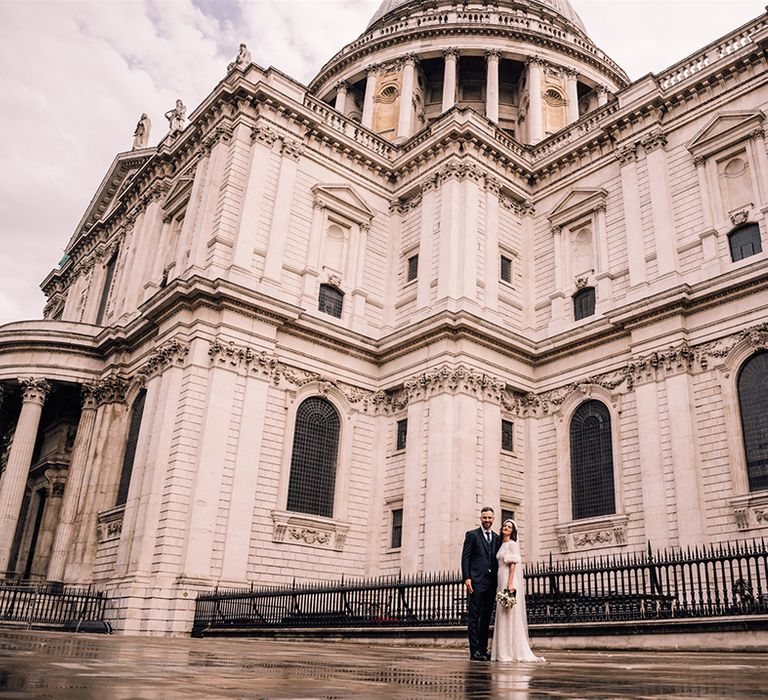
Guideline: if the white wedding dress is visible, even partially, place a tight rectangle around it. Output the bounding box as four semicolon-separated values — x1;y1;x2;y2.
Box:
491;540;545;663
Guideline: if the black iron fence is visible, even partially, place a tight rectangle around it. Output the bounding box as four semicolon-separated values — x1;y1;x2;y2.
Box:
193;539;768;635
0;583;109;628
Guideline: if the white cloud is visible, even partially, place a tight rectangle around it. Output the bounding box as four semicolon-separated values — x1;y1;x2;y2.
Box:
0;0;763;325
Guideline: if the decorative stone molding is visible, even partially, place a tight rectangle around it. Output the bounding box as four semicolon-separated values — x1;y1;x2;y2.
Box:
251;124;280;147
94;375;129;405
271;510;349;552
80;384;99;411
729;492;768;531
484;49;501;61
616;144;638;165
96;506;125;543
695;321;768;369
729;208;751;226
19;378;52;405
404;364;507;403
335;79;350;92
555;513;629;553
135;338;189;384
442;47;460;59
280;137;305;161
641;130;668;153
200;124;234;154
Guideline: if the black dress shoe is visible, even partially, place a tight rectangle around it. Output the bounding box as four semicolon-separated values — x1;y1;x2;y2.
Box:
470;651;487;661
484;651;492;661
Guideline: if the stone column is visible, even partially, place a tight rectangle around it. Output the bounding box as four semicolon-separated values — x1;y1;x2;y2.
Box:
617;144;647;288
485;50;500;124
362;66;377;129
442;48;458;112
397;55;417;140
334;80;349;115
527;58;544;144
0;378;50;574
46;385;99;582
565;68;579;124
643;131;678;278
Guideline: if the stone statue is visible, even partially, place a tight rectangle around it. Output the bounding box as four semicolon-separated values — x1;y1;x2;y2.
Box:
228;43;252;72
164;99;187;133
131;113;151;150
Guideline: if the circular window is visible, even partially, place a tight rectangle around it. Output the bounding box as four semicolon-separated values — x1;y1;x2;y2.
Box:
544;88;565;107
379;85;399;103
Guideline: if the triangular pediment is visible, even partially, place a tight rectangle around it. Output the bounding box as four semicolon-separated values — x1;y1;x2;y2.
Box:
66;148;154;249
162;174;194;218
548;188;607;226
686;111;764;157
312;184;374;222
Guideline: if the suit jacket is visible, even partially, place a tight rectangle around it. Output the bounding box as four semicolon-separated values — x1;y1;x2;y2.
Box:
461;527;500;584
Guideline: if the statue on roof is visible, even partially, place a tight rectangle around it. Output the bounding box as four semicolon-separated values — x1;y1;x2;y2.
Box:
228;43;252;72
164;99;187;134
131;113;151;150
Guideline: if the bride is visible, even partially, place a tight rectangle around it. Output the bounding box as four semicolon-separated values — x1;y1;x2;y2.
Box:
491;519;545;663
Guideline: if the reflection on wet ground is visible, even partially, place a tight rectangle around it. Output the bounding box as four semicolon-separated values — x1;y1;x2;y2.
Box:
0;629;765;698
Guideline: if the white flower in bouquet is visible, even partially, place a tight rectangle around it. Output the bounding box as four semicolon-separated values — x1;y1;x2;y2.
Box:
496;588;517;609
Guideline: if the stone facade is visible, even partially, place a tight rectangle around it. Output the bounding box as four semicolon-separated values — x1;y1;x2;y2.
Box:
0;0;767;635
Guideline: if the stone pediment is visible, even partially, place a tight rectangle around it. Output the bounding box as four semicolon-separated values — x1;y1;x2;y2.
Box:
66;148;154;249
686;111;765;158
548;188;607;227
312;184;374;223
162;175;194;219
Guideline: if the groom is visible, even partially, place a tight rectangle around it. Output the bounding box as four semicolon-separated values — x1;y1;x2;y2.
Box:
461;506;500;661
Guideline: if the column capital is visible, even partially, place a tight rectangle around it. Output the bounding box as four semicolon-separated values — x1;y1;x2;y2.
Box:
443;47;460;60
748;127;765;141
641;130;667;153
562;66;579;78
19;378;51;405
693;155;707;168
335;80;350;92
81;384;99;411
616;143;638;165
364;62;381;75
527;55;546;67
401;53;419;66
485;49;502;62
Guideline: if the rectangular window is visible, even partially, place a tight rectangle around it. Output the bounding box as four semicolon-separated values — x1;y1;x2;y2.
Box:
318;283;344;319
501;507;515;525
407;254;419;282
501;419;514;452
573;287;596;321
396;418;408;450
391;508;403;549
500;255;512;284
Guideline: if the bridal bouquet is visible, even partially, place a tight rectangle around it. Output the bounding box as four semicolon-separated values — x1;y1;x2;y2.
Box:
496;588;517;609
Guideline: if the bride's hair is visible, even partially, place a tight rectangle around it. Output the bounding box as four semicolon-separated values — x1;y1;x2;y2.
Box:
501;519;518;542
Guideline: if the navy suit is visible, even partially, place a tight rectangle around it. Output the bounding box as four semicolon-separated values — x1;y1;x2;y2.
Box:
461;527;500;657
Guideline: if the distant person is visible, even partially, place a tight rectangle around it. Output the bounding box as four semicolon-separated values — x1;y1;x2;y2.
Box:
461;506;500;661
491;519;545;662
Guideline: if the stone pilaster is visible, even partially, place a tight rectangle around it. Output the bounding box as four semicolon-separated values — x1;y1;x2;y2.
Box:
526;57;544;144
0;378;51;574
442;48;458;112
485;49;500;124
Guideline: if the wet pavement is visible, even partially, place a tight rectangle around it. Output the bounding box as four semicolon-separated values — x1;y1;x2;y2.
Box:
0;629;765;699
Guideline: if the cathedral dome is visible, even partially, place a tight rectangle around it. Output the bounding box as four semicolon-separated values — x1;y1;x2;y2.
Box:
310;0;628;144
367;0;587;34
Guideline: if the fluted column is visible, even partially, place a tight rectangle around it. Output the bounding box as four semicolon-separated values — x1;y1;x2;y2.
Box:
527;58;544;144
0;378;51;575
46;385;99;582
334;80;349;116
362;65;377;129
442;48;458;112
565;68;579;124
485;50;500;123
397;55;417;140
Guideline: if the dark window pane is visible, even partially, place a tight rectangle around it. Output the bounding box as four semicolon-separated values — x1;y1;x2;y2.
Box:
391;508;403;549
501;508;515;526
396;418;408;451
570;400;615;520
729;224;762;262
407;254;419;282
116;390;147;506
318;284;343;319
287;397;340;517
573;287;596;321
95;252;118;325
501;419;514;452
738;352;768;492
500;255;512;284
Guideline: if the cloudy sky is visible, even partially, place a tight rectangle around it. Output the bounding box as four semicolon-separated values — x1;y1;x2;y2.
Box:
0;0;763;325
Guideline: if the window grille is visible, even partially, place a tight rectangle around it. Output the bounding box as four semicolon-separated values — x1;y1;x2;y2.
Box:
738;351;768;492
95;252;118;325
501;419;514;452
318;284;343;319
729;223;762;262
396;418;408;450
573;287;596;321
500;255;512;284
286;397;340;518
391;508;403;549
407;254;419;282
116;389;147;506
570;400;615;520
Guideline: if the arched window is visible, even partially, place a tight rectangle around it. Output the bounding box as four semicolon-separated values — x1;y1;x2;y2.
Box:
573;287;596;321
570;400;615;520
116;389;146;506
728;223;762;262
318;284;343;319
286;397;340;517
738;352;768;492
